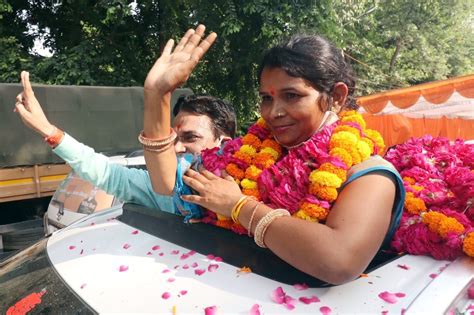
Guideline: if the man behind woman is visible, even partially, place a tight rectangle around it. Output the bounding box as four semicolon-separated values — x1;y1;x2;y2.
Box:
14;72;236;214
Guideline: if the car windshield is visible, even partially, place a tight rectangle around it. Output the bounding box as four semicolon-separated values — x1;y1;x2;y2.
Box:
119;203;399;287
0;238;95;313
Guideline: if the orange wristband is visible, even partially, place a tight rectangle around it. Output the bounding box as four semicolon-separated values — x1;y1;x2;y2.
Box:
44;126;64;148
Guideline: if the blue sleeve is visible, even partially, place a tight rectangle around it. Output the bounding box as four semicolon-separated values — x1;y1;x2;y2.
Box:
343;166;405;249
173;153;204;222
53;133;175;213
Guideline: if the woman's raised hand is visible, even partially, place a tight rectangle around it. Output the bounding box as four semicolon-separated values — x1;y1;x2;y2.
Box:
144;25;217;96
14;71;55;137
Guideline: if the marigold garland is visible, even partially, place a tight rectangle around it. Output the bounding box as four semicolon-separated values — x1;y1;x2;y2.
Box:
386;135;474;259
201;110;384;233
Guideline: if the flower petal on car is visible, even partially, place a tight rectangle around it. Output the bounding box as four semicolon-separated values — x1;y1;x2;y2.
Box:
299;295;320;304
118;265;129;272
204;305;217;315
249;304;261;315
320;306;332;315
194;269;206;276
208;264;219;272
293;283;309;290
378;291;405;304
271;287;296;310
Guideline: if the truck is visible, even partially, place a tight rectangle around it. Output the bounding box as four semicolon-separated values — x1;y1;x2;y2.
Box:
0;83;190;255
0;83;190;203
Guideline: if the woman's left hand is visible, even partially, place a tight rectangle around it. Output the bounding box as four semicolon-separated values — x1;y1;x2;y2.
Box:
181;169;243;217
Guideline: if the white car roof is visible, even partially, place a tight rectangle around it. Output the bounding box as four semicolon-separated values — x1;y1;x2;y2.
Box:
46;206;473;314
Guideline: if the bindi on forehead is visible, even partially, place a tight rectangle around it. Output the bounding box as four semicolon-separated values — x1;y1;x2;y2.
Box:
269;86;275;96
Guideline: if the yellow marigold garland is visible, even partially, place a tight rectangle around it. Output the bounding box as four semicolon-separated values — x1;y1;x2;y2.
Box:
215;111;383;228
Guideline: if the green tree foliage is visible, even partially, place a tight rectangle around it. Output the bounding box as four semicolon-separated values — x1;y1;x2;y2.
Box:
1;0;473;126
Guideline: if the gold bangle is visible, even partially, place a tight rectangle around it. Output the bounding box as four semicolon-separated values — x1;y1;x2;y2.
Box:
230;196;248;223
247;202;261;237
254;209;290;248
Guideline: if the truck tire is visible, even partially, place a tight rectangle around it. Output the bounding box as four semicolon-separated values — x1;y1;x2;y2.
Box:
1;219;44;251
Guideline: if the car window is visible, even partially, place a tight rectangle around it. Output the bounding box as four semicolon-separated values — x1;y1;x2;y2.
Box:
0;238;95;313
49;172;117;216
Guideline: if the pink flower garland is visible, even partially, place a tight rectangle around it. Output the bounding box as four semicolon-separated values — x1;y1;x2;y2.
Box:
386;135;474;260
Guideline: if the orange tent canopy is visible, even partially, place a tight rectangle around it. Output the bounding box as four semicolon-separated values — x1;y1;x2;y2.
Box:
358;74;474;114
357;75;474;149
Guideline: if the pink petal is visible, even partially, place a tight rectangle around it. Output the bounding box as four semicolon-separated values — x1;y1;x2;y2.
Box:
119;265;129;272
80;283;87;289
182;264;189;269
167;278;175;283
180;254;190;260
378;291;405;304
123;243;131;249
191;262;198;268
204;306;217;315
152;245;160;251
159;252;164;256
397;264;410;270
171;250;180;255
468;283;474;299
429;273;438;279
250;304;261;315
146;251;152;255
299;295;320;304
320;306;332;315
162;292;171;299
180;290;188;296
162;269;170;273
271;287;286;304
68;245;76;250
283;296;297;310
131;230;139;235
293;283;309;291
208;264;219;272
206;254;215;260
214;256;223;262
174;265;180;269
188;250;196;256
382;311;388;315
194;269;206;276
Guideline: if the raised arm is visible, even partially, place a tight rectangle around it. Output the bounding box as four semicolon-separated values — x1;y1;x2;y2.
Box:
14;72;168;209
142;25;217;195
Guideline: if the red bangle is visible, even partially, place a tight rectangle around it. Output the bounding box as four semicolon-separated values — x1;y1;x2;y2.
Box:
44;126;64;148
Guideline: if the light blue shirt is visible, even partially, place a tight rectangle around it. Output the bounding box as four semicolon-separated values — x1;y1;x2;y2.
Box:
53;133;175;213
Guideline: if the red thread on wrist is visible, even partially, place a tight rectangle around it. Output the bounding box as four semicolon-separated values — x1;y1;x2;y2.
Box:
44;126;64;148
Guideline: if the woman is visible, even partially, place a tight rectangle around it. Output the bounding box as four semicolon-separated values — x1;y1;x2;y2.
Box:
142;25;404;284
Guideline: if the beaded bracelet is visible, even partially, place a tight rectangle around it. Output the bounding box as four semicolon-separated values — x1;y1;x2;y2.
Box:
247;202;261;237
254;209;290;248
138;129;177;148
44;126;64;148
143;141;174;153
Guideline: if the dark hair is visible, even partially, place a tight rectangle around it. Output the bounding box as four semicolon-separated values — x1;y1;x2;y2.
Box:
173;95;237;138
257;34;358;110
